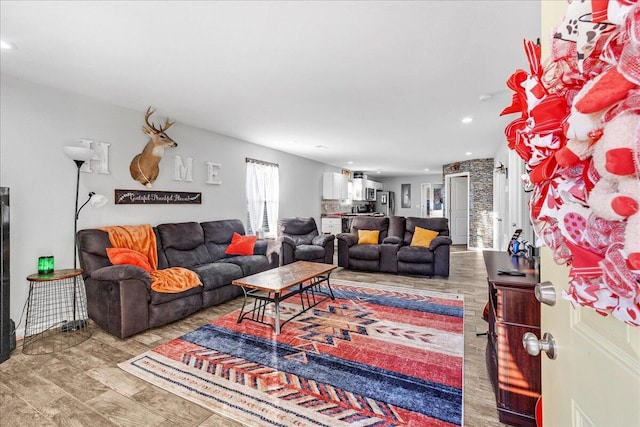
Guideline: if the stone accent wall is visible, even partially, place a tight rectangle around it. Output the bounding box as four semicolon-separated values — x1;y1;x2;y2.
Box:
443;158;494;249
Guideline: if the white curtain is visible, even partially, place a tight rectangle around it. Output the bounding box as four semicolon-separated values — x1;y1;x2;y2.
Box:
246;162;265;234
263;164;279;238
246;160;279;237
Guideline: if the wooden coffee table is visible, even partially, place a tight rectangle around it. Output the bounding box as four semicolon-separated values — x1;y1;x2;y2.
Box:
232;261;337;334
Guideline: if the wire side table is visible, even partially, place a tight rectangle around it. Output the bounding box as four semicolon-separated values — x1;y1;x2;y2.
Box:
23;268;91;354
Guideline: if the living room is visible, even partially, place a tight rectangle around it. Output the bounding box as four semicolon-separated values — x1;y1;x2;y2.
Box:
2;1;639;427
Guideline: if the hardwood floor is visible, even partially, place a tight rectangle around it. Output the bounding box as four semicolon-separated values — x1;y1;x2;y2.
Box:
0;247;508;426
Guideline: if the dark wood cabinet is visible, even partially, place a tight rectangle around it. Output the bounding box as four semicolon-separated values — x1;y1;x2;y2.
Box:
483;251;540;427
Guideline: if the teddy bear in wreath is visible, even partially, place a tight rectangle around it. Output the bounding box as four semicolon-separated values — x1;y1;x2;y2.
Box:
587;112;640;270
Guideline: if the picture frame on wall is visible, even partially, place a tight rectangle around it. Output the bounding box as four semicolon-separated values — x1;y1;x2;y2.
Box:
401;184;411;208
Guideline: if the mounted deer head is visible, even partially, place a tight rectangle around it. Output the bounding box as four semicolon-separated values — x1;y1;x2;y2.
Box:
129;107;178;188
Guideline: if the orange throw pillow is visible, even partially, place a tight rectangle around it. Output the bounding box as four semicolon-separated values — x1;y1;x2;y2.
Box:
106;247;153;272
358;229;380;245
410;227;439;247
225;232;257;255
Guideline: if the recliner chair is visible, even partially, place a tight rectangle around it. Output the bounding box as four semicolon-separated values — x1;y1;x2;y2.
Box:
392;216;452;277
277;217;335;265
336;216;399;273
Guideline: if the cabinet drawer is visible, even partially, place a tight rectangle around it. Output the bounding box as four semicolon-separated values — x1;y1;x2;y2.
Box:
495;288;540;326
321;218;341;235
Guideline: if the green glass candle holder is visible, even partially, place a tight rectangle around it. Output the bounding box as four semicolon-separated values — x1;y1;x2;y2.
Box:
37;256;48;274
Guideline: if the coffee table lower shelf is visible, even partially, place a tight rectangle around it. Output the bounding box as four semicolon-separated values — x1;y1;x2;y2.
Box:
233;261;336;335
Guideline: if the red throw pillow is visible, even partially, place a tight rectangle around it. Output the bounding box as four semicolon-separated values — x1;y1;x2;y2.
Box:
106;247;153;272
225;232;257;256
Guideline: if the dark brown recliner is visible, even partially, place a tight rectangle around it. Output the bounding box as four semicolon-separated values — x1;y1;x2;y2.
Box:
277;217;335;265
392;216;452;277
336;216;399;273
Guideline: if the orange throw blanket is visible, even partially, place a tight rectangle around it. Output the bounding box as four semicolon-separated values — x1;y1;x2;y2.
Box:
101;224;202;293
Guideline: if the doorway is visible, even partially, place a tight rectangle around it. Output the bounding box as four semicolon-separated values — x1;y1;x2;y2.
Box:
445;173;469;246
421;183;444;218
420;183;431;218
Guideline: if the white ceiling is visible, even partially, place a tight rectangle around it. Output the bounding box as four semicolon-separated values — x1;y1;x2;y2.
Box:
0;1;540;178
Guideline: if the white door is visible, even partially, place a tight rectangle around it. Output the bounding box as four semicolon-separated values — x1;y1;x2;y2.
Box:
448;175;468;245
538;248;640;426
494;164;508;250
535;2;640;424
420;183;431;218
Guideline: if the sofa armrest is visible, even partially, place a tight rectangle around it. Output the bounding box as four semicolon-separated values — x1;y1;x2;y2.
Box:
383;236;403;245
279;235;297;249
91;265;152;284
312;234;335;247
254;239;268;255
278;236;296;265
429;236;453;251
336;233;358;247
85;266;152;338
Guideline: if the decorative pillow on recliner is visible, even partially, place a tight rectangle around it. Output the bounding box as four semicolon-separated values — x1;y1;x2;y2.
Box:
106;247;153;272
225;232;257;255
410;226;439;247
358;229;380;245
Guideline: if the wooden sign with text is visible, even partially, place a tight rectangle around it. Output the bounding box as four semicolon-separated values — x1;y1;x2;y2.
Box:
115;189;202;205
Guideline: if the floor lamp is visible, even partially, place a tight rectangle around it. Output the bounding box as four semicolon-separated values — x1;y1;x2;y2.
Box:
62;146;107;331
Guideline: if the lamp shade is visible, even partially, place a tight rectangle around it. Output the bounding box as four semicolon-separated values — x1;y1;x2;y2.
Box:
63;146;95;162
90;193;108;208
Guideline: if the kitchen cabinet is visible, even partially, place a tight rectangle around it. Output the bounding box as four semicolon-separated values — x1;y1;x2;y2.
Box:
351;176;381;201
321;217;341;235
352;178;364;200
322;172;348;200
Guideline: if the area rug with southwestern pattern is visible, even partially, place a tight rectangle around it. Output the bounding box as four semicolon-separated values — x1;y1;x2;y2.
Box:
118;280;464;426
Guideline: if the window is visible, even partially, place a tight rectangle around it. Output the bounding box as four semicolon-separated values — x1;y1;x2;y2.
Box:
246;158;279;238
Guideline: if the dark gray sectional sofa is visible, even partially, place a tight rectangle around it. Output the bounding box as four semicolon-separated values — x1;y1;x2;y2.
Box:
77;219;278;338
337;216;452;278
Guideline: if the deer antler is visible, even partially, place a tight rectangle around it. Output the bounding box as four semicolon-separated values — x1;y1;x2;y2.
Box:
144;106;174;133
161;117;175;132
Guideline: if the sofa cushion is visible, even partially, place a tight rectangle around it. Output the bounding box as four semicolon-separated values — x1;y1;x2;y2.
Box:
157;222;205;250
278;217;319;246
149;284;202;305
350;217;390;241
397;246;435;263
349;244;381;260
225;232;257;256
222;255;271;276
295;245;327;261
403;217;450;245
410;227;439;247
191;262;244;291
201;219;247;261
358;229;380;245
157;222;212;268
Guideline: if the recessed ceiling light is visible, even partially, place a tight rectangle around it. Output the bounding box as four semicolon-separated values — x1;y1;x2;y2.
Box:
424;168;430;172
376;170;382;174
347;161;354;165
465;151;472;156
315;145;328;149
462;116;473;124
0;40;16;50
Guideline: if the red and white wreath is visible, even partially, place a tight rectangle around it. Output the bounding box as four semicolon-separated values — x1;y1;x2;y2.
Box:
501;0;640;326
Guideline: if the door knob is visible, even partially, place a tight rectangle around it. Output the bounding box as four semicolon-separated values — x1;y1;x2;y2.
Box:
535;281;556;306
523;332;557;360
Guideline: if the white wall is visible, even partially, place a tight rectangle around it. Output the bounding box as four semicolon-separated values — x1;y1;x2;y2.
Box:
0;75;338;336
380;174;444;217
